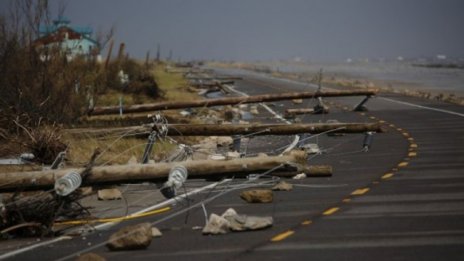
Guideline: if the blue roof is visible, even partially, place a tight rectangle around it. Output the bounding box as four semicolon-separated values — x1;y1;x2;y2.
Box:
40;17;93;36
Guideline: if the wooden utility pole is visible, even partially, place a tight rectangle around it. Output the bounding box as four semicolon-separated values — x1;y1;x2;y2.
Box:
117;43;125;61
67;122;382;138
0;151;330;192
104;39;114;70
156;43;160;61
89;90;378;115
285;108;315;117
145;51;150;67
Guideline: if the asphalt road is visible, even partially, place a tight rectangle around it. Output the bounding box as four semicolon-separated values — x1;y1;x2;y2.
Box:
4;69;464;260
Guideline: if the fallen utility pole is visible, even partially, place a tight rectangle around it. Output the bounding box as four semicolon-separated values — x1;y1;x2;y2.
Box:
0;151;329;192
285;108;315;117
89;89;378;116
67;122;383;138
185;75;243;81
190;81;234;88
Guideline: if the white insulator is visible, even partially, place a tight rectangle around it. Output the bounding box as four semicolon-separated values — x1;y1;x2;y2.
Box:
55;171;82;196
160;165;188;199
167;165;188;190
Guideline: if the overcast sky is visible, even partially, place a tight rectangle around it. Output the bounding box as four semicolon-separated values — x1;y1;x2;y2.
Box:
2;0;464;61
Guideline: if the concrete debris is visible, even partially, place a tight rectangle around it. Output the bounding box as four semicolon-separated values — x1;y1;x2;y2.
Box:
179;110;191;116
223;108;240;121
292;173;307;180
292;98;303;104
127;156;138;165
151;227;162;238
203;208;273;235
97;188;122;201
272;181;293;191
190;151;209;161
209;136;233;147
301;143;321;154
240;189;273;203
226;151;241;159
221;208;238;218
250;105;259;115
78;187;93;196
202;213;229;235
209;154;226;161
191;136;234;160
225;214;273;232
76;253;106;261
107;222;153;251
203;115;220;124
197;89;208;96
239;104;248;109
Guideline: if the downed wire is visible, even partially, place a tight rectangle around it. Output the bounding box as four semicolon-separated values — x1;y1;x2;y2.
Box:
56;165;284;261
54;206;171;225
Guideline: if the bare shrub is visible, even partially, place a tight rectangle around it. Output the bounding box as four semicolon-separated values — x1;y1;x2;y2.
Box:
14;121;67;164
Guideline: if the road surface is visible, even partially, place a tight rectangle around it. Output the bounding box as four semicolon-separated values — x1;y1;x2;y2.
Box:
2;69;464;261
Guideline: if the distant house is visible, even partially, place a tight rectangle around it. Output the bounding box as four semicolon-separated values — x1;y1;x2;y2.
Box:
34;17;100;60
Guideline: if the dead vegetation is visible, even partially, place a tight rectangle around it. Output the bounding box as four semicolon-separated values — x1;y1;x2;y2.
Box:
0;191;89;237
12;122;67;164
0;1;166;164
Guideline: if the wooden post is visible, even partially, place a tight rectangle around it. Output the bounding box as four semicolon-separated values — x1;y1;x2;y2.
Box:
88;90;378;115
0;151;330;192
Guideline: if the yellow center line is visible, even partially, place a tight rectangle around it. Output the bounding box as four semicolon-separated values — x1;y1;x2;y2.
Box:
402;132;410;137
378;120;385;124
301;220;312;226
389;124;396;128
410;143;418;148
323;207;340;216
369;116;377;120
398;162;409;167
351;188;370;195
396;128;403;131
408;137;414;142
382;173;394;180
342;198;351;203
408;152;417;157
271;230;295;242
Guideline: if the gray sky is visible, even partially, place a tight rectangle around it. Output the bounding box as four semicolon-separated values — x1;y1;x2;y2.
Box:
3;0;464;61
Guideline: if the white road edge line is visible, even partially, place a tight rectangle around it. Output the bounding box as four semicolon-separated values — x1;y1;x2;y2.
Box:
0;236;72;260
223;84;300;154
379;97;464;118
243;69;464;118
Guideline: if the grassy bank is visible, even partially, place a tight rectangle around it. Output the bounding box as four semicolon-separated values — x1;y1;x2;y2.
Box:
63;63;197;166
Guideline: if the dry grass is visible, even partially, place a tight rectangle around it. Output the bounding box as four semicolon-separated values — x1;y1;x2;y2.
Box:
95;89;155;107
153;65;199;101
63;64;200;166
64;134;177;166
